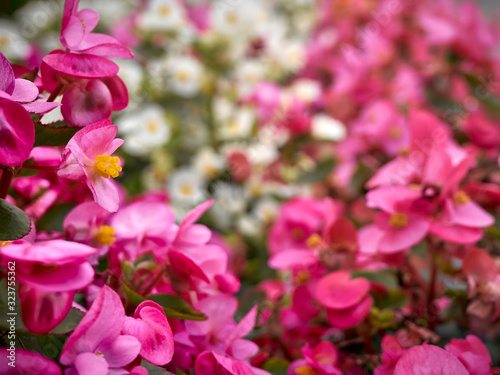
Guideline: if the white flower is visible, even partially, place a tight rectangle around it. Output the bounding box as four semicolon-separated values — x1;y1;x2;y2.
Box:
194;147;225;179
311;114;347;141
253;198;279;224
138;0;187;31
168;168;206;205
289;79;321;104
117;105;171;156
0;21;28;60
218;107;255;140
116;60;144;97
167;55;203;98
235;60;265;96
211;1;267;40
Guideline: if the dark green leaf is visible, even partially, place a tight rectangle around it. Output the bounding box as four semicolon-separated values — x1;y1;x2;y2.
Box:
262;358;289;375
0;198;31;240
140;360;175;374
122;283;207;321
34;122;79;147
375;290;408;310
49;308;84;334
351;270;399;290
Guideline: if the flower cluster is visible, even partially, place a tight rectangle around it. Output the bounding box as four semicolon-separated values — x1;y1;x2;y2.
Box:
1;0;500;374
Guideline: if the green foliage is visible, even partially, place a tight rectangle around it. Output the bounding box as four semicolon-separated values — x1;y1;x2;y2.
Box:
34;121;79;147
0;198;31;240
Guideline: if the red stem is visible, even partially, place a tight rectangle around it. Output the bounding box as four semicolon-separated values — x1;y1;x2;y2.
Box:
47;83;63;103
0;168;13;199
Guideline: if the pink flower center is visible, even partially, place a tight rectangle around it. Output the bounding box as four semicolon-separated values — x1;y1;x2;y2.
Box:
93;154;122;179
96;225;115;246
388;213;408;228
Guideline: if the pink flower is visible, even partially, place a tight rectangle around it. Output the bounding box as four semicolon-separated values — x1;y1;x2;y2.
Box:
60;285;143;374
393;345;468;375
445;335;492;375
122;301;174;366
0;348;61;375
58;120;124;212
1;240;96;333
363;186;431;253
315;271;372;329
374;335;407;375
287;341;342;375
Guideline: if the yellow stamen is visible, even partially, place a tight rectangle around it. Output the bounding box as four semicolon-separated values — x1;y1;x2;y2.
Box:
93;154;122;179
0;241;11;247
306;233;322;249
158;5;171;17
176;70;190;83
295;270;311;285
295;366;316;375
225;11;238;24
96;225;115;246
79;19;86;33
388;213;408;228
179;183;194;196
95;351;105;358
398;146;410;157
453;190;470;206
388;126;402;140
146;120;159;133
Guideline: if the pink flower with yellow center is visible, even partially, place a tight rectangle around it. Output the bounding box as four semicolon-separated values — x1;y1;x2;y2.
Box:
58;119;124;212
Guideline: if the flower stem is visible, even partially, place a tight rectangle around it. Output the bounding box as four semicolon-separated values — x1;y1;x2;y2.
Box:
46;82;63;103
0;168;13;199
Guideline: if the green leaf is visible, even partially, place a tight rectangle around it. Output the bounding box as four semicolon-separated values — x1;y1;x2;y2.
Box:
49;308;84;334
34;122;79;147
0;198;31;240
351;270;399;290
140;360;175;374
298;158;335;183
375;290;408;310
122;283;207;321
262;358;289;375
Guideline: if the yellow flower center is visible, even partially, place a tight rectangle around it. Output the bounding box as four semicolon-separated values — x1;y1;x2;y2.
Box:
295;366;316;375
96;225;116;246
398;146;410;157
146;119;160;133
453;190;470;206
158;5;171;17
179;183;194;196
93;154;122;179
388;213;408;228
225;11;238;24
95;351;105;359
176;70;190;83
306;233;322;249
295;270;311;285
0;241;12;248
0;35;10;48
388;126;402;140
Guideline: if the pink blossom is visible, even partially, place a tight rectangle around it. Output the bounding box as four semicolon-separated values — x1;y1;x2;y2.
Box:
0;348;61;375
122;301;174;366
393;345;468;375
60;285;143;374
445;335;492;375
58;120;124;212
315;271;372;329
287;341;342;375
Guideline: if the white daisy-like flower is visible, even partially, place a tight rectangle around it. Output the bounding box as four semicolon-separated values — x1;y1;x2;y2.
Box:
117;105;171;156
168;167;206;205
253;198;279;224
218;107;255;140
289;79;322;104
311;114;347;141
0;21;28;60
194;147;225;179
235;60;265;96
138;0;187;31
116;60;144;97
166;55;203;98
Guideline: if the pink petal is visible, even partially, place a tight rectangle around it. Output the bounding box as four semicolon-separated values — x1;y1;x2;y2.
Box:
377;215;430;253
11;78;39;103
77;8;99;33
0;52;15;95
61;79;113;127
174;199;214;245
0;98;34;166
62;0;80;29
18;285;74;334
122;301;174;366
326;294;373;329
394;345;468;375
222;306;258;351
74;352;109;375
75;34;134;58
97;334;141;368
268;249;318;270
315;271;370;309
323;217;358;252
43;52;119;78
462;248;498;283
0;348;62;375
60;286;125;366
195;351;255;375
101;75;129;111
87;173;121;213
445;198;494;228
61;15;85;50
366;186;421;213
23;100;61;114
429;222;483;244
358;224;385;255
185;294;238;336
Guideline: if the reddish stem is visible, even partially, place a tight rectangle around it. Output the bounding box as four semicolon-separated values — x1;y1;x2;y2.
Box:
0;168;13;199
46;83;64;103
